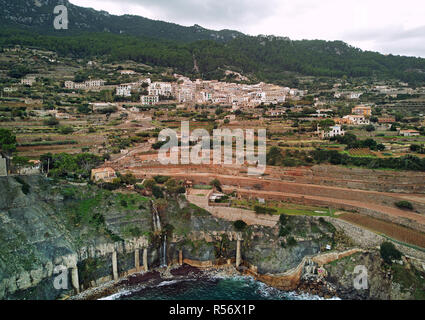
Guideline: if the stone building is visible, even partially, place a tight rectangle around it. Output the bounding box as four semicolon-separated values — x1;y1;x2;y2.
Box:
91;167;117;182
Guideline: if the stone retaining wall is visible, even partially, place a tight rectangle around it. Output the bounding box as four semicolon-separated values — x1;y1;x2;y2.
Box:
322;217;425;261
242;249;363;291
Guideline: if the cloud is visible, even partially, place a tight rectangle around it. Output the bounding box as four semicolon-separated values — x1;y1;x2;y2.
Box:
70;0;281;30
343;25;425;57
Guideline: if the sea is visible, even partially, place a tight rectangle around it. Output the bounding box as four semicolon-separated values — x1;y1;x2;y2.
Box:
101;275;339;300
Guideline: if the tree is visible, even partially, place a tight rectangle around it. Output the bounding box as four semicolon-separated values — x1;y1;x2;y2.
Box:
210;179;222;192
43;116;60;127
59;126;74;134
120;173;137;185
0;128;17;171
233;220;247;231
365;125;375;132
267;146;284;166
395;201;413;210
152;185;164;198
380;242;402;264
165;178;185;195
377;144;386;151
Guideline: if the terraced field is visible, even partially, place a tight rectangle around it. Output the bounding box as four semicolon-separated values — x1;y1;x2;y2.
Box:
339;212;425;249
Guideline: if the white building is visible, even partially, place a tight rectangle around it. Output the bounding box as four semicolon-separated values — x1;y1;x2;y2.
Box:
348;92;363;99
343;115;370;125
85;79;105;88
116;85;132;97
119;70;136;75
177;88;194;103
64;81;74;89
324;125;345;138
399;129;420;137
141;95;159;105
149;82;172;96
21;77;36;86
3;87;17;93
64;79;105;89
318;125;345;139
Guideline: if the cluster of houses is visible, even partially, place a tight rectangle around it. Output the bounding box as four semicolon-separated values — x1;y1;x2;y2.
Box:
132;74;303;109
64;79;106;90
334;105;371;126
63;72;305;109
170;75;305;108
334;92;363;100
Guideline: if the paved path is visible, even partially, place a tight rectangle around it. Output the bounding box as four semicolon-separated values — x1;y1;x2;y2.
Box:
112;168;425;230
187;192;279;228
229;187;425;226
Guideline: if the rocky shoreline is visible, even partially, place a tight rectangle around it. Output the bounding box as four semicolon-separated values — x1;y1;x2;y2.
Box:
70;263;343;300
70;264;242;300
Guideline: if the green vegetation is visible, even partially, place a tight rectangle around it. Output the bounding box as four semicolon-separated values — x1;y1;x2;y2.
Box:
2;24;425;85
311;150;425;171
0;128;16;165
43;116;60;127
40;152;103;180
14;176;30;195
287;236;297;247
233;220;247;231
18;140;78;147
380;242;402;264
331;133;385;151
254;205;277;215
193;184;213;190
395;201;414;210
152;185;164;199
391;263;425;300
154;175;170;184
210;179;222;192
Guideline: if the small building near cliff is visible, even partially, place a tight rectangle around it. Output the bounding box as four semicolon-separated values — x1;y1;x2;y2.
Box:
91;167;117;182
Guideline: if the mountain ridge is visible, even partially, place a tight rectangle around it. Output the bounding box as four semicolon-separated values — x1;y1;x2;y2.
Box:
1;0;425;85
0;0;245;42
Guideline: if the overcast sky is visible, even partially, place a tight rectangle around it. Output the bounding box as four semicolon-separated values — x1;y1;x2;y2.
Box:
69;0;425;58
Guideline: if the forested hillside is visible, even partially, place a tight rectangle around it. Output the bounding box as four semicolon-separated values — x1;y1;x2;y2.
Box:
0;0;244;42
1;0;425;85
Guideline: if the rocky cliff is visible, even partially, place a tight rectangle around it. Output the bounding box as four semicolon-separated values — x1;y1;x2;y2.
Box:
1;175;424;300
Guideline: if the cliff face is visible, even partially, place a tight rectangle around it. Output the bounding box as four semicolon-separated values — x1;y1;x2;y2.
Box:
0;175;155;299
2;175;422;300
324;252;425;300
0;175;337;299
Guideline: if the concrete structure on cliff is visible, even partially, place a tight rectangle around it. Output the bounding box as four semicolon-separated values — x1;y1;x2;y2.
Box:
0;156;7;176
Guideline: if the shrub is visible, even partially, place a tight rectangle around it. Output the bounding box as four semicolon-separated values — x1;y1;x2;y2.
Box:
59;126;74;134
154;175;170;184
14;176;30;195
120;199;128;207
43;116;59;126
287;236;297;247
279;226;291;237
152;185;164;198
210;179;222;192
380;242;402;264
395;201;413;210
279;214;289;225
254;205;277;215
120;173;137;185
234;220;247;231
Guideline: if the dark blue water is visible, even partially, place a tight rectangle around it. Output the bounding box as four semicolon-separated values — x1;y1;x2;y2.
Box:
103;276;333;300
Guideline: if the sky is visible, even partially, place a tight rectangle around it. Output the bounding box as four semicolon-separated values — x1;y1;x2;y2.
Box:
69;0;425;58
